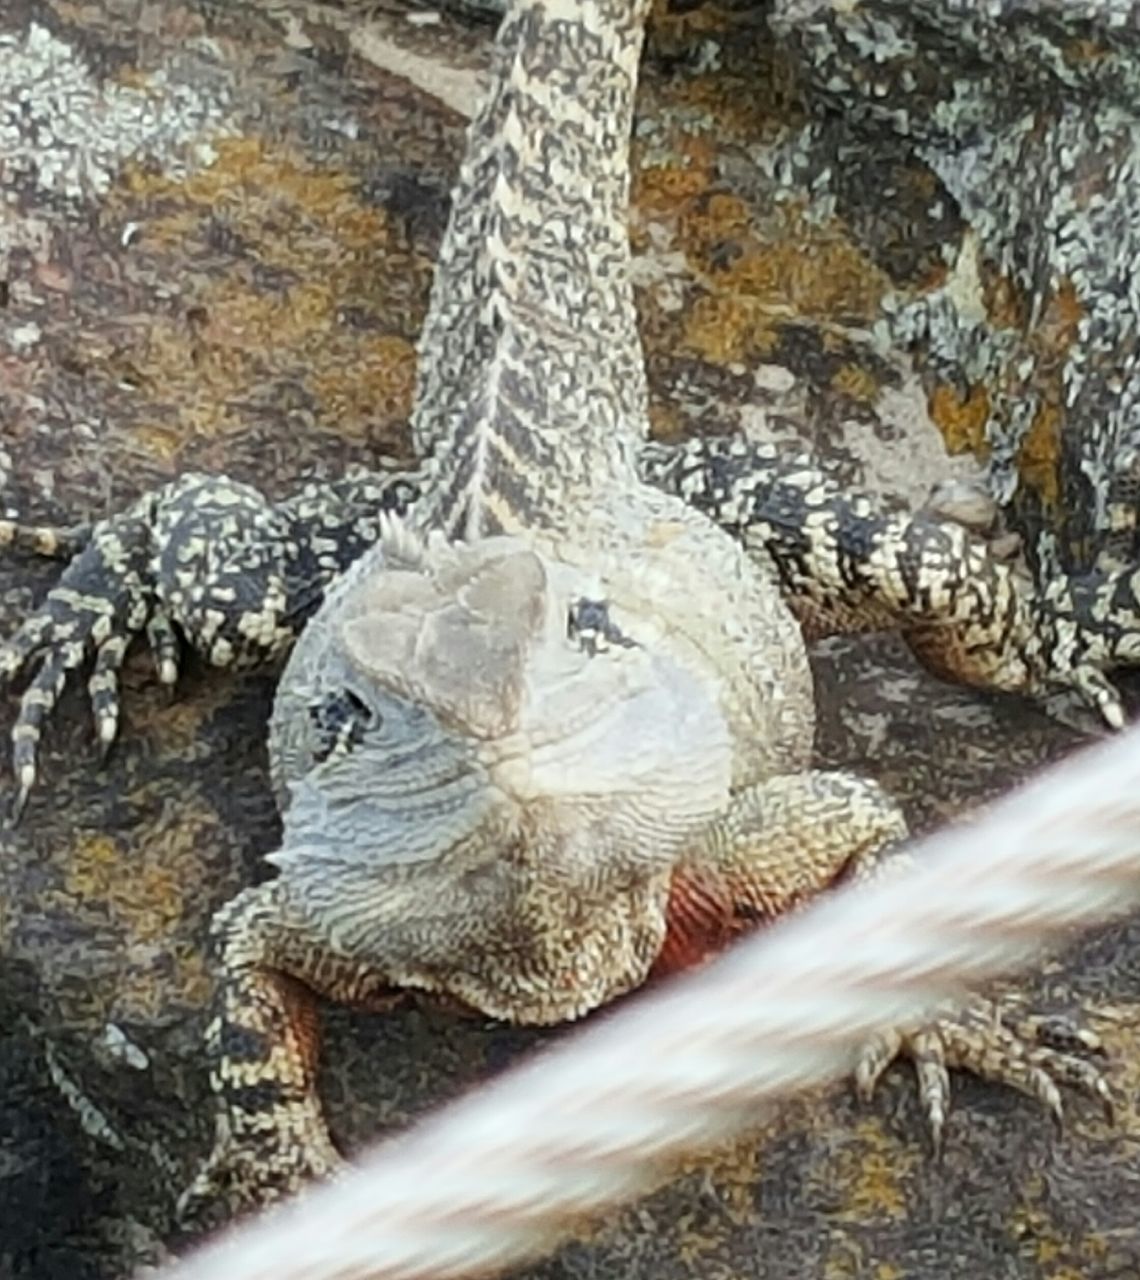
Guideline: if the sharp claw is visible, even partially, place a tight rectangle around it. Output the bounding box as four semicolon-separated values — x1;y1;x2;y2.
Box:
853;1028;900;1104
1100;696;1125;731
1101;1089;1115;1126
176;1171;218;1226
1072;668;1126;730
95;711;119;760
11;783;29;825
854;1066;875;1105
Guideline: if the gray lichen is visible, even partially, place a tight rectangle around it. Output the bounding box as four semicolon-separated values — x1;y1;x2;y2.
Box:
0;23;231;206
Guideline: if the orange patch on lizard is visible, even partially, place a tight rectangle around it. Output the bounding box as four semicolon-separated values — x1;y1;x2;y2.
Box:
650;865;734;979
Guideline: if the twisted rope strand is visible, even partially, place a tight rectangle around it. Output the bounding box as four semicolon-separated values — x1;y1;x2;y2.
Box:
161;727;1140;1280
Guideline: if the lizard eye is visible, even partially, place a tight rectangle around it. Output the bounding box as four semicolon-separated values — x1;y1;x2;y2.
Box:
566;598;638;657
307;689;375;763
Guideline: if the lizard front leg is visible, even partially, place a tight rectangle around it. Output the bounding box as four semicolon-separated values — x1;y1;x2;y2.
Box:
641;437;1137;728
650;771;907;978
0;468;418;812
177;881;403;1221
666;771;1112;1150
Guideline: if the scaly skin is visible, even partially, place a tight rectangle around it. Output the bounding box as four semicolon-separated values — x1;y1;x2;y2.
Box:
4;442;1130;810
0;0;1119;1225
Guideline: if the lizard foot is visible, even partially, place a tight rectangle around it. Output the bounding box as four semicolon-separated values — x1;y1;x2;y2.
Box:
0;475;297;816
1;505;159;818
177;1097;346;1224
854;995;1113;1152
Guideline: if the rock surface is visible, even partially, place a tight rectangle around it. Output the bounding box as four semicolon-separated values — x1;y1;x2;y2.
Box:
1;1;1139;1278
773;0;1140;583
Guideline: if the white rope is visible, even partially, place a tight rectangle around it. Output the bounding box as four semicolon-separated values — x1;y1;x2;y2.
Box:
160;727;1140;1280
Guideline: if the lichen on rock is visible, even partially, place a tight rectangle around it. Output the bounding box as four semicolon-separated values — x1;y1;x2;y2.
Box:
772;0;1140;582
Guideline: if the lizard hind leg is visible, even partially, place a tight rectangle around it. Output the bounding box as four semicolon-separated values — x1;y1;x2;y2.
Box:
178;883;392;1222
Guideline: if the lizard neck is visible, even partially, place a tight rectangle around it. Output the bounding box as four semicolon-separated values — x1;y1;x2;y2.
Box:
410;0;653;542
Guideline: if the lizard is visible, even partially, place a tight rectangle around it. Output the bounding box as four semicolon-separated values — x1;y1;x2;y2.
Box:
0;0;1129;1217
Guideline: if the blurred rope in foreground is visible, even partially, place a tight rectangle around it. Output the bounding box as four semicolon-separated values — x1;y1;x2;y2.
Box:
161;728;1140;1280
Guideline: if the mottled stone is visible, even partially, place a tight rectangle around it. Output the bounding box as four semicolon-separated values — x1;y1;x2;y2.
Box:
772;0;1140;589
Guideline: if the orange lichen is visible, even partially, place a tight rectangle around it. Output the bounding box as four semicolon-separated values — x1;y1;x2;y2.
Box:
952;275;1082;502
62;832;122;903
635;139;886;385
828;1119;919;1223
648;1;804;137
684;294;764;364
49;793;232;1021
1093;1005;1140;1135
1037;277;1083;354
129;422;184;462
984;271;1026;331
830;362;879;404
929;382;992;456
61;812;213;945
1009;1180;1115;1278
822;1235;865;1280
113;66;163;94
648;0;735;41
102;137;428;450
672;64;802;141
144;137;384;245
678;191;751;262
918;260;949;291
1018;400;1062;506
700;213;890;325
635;163;712;212
902;166;940;201
309;333;418;425
647;398;685;443
706;1139;764;1227
1063;37;1107;65
134;674;242;753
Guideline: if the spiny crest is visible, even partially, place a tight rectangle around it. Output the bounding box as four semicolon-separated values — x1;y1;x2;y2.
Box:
378;509;444;571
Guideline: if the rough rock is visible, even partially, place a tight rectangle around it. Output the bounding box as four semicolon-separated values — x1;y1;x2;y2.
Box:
772;0;1140;584
1;2;1139;1278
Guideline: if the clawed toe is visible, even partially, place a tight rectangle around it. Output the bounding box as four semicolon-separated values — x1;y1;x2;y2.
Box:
1064;666;1126;731
855;997;1113;1150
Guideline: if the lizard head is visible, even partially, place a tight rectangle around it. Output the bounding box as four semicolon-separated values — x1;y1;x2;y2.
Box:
272;526;732;914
